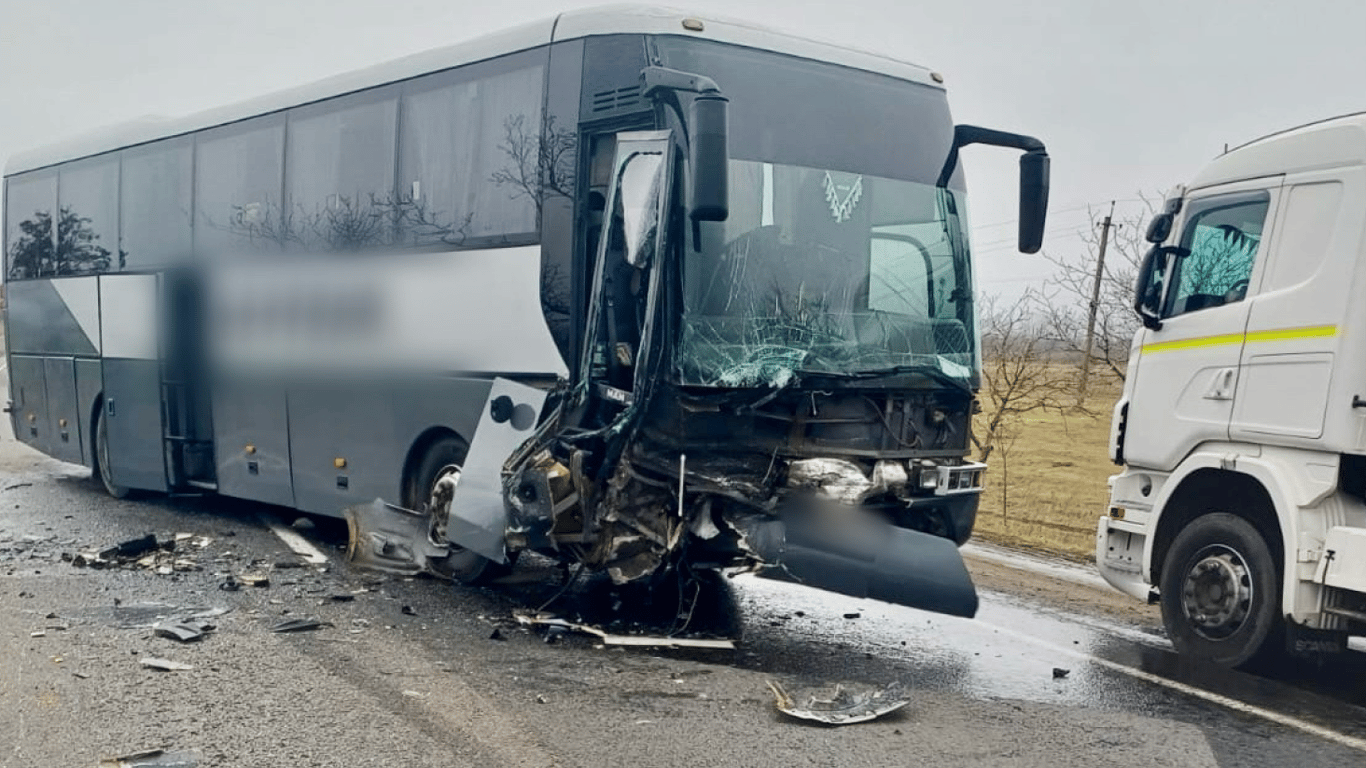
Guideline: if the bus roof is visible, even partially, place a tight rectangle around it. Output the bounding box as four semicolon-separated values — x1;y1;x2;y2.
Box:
4;4;939;177
1188;111;1366;191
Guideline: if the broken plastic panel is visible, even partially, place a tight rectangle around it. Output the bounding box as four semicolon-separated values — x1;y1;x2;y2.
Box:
742;506;979;618
768;680;910;725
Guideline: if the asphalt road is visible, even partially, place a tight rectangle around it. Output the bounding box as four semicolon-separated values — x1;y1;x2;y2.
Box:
4;376;1366;766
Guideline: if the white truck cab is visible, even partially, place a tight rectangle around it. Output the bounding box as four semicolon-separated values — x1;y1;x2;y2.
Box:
1098;112;1366;668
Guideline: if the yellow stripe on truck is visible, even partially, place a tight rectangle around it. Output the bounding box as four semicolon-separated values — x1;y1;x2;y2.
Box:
1141;325;1337;354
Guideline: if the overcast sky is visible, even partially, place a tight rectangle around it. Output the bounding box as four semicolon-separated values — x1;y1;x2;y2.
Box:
4;0;1366;294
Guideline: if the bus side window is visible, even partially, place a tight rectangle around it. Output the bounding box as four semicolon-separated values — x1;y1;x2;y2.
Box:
398;54;546;248
122;138;192;268
286;89;398;251
56;156;120;276
1165;191;1270;318
4;172;56;280
195;116;285;255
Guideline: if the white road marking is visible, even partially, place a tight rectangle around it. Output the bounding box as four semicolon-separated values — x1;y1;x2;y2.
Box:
977;617;1366;753
258;513;329;565
963;540;1113;591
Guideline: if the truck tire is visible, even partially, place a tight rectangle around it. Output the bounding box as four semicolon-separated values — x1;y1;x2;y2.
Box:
1159;512;1283;669
94;405;131;499
407;435;504;584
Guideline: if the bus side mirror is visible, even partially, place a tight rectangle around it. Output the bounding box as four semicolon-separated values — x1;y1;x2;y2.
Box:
1018;150;1049;254
689;93;729;223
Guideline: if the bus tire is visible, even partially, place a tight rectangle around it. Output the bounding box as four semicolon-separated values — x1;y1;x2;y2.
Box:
408;435;505;584
1159;512;1284;669
94;405;131;499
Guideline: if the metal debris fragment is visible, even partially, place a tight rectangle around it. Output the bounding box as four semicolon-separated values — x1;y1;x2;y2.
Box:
270;618;332;633
140;657;193;672
767;680;910;725
153;619;215;643
99;748;201;767
514;612;735;649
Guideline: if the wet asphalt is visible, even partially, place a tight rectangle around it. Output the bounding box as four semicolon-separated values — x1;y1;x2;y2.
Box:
3;406;1366;765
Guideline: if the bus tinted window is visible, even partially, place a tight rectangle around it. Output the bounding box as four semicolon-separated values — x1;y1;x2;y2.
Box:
399;60;544;246
57;156;119;275
121;138;192;267
4;172;56;280
195;116;285;253
286;90;398;250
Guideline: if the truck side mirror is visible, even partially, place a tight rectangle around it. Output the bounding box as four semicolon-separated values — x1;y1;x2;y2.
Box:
1145;212;1173;244
688;93;729;222
1018;150;1049;254
1133;245;1187;329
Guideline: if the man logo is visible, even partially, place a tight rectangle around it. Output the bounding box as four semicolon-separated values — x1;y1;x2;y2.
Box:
822;171;863;223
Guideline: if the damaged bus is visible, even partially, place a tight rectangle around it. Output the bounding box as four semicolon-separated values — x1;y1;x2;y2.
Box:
3;6;1048;619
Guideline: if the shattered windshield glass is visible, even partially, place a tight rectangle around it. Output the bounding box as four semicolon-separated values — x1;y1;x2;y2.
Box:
677;161;975;387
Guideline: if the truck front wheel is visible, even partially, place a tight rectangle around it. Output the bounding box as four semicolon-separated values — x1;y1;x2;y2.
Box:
1159;512;1283;669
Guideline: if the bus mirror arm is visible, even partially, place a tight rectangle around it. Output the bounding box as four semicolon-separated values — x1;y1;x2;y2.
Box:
641;67;730;234
937;125;1050;254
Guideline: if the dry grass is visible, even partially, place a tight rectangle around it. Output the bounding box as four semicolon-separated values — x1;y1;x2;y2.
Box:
972;381;1123;562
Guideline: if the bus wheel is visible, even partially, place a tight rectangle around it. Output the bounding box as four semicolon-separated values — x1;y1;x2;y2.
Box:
1159;512;1283;669
409;435;504;584
94;405;131;499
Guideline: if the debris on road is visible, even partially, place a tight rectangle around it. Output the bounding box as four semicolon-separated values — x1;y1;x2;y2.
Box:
514;611;735;649
140;657;194;672
152;619;216;643
1052;667;1070;679
767;680;910;725
99;748;201;767
401;605;417;616
234;572;271;588
842;612;861;620
100;534;159;560
270;618;332;633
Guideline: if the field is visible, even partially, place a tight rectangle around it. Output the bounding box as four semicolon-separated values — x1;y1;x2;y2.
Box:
971;383;1123;562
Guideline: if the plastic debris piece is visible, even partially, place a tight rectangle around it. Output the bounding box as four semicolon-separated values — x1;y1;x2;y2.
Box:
100;534;158;560
99;748;201;767
270;618;332;633
153;619;215;643
767;680;910;726
401;605;417;616
29;630;45;638
1053;667;1070;679
513;611;735;649
330;594;355;602
140;657;193;672
235;572;270;587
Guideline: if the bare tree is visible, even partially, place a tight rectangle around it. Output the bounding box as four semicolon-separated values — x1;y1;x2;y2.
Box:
1030;196;1160;384
973;292;1074;464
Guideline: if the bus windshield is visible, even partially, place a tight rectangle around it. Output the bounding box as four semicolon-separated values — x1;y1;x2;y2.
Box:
654;37;976;387
679;163;974;387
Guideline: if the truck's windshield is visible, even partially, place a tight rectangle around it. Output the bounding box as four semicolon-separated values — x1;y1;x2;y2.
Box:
653;37;976;387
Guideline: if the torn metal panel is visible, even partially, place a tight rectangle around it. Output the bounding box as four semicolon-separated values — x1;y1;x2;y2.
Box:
767;680;910;725
444;377;547;563
344;499;452;578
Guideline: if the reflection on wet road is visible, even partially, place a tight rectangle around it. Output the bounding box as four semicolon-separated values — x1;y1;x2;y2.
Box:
726;575;1366;750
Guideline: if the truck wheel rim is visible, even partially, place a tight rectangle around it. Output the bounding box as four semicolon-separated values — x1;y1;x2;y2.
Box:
1180;545;1253;640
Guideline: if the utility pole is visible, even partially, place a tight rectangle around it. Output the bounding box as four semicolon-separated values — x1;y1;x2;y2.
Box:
1078;201;1116;404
